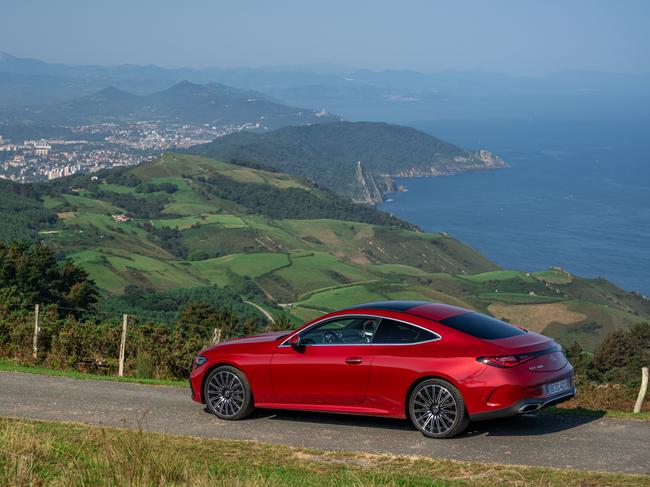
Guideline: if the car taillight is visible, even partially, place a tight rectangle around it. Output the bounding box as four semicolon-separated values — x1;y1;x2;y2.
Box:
478;344;563;368
477;353;535;368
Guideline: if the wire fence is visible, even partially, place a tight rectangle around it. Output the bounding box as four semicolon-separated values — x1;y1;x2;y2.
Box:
0;302;224;381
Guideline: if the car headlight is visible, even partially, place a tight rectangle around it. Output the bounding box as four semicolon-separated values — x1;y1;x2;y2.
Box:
193;355;208;370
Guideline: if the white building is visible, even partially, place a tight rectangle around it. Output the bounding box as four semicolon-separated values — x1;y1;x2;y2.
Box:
35;144;51;157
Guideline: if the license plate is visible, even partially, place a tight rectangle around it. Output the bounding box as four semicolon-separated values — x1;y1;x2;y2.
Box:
546;379;571;395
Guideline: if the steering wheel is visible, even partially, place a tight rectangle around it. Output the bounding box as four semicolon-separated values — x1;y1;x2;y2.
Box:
322;331;342;344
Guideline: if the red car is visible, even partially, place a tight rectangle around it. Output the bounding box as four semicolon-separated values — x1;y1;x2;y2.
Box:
189;301;575;438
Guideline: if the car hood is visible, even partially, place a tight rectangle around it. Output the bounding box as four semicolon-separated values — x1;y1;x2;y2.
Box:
205;330;290;351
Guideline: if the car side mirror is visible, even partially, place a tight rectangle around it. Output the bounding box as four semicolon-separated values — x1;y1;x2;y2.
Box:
288;334;304;351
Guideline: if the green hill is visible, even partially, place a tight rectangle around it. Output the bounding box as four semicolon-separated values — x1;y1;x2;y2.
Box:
189;121;507;201
2;153;648;350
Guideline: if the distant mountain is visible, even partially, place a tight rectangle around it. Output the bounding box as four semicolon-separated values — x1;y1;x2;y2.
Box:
0;53;188;104
190;121;506;202
0;80;340;127
0;52;195;82
56;86;142;119
2;53;649;123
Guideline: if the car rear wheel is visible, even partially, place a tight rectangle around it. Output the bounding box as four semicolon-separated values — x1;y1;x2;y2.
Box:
204;366;254;420
408;378;469;438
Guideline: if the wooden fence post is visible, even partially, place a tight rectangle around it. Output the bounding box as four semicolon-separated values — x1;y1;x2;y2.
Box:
211;328;222;345
32;304;40;360
118;314;128;377
634;367;648;413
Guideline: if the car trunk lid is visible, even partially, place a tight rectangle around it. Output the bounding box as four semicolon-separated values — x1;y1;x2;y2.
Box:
491;332;567;371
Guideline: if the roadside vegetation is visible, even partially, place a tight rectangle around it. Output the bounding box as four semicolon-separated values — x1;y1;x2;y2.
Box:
1;417;647;486
552;324;650;415
0;298;277;380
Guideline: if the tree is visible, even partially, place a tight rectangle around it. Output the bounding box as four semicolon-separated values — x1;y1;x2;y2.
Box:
177;302;221;338
59;259;99;312
594;322;650;385
177;302;250;339
0;241;98;315
264;313;294;332
564;340;597;382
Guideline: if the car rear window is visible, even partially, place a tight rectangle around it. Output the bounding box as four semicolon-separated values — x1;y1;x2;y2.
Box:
438;312;526;339
373;319;438;344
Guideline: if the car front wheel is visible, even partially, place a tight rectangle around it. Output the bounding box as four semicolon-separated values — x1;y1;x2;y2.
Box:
408;378;469;438
204;365;254;420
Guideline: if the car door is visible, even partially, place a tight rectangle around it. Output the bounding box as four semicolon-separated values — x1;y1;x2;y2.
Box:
367;318;441;415
270;317;378;405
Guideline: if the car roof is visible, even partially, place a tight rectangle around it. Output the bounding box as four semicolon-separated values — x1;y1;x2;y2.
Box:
343;301;470;322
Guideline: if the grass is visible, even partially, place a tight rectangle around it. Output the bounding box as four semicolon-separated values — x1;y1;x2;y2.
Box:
547;407;650;421
0;359;186;387
274;252;374;295
151;213;247;230
299;284;387;310
462;270;534;283
98;182;137;194
70;250;207;294
532;269;574;284
189;252;291;287
1;417;647;487
477;292;563;304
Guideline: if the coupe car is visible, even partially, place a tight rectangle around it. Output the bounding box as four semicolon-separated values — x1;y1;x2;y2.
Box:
189;301;575;438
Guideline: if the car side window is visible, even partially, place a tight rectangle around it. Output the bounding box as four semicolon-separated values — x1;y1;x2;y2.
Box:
372;319;438;344
300;317;379;345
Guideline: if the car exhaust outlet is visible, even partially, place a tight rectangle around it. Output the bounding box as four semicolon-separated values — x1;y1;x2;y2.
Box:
518;404;542;414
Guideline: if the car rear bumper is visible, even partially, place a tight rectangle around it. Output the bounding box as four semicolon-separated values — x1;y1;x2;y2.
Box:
469;385;576;422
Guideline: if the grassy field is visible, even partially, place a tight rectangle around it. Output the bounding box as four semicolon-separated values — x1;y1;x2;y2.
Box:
1;417;647;486
477;292;564;304
69;249;207;293
299;284;387;310
461;270;535;283
189;252;291;286
150;213;247;230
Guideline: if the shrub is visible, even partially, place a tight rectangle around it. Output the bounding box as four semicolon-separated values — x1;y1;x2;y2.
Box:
593;322;650;386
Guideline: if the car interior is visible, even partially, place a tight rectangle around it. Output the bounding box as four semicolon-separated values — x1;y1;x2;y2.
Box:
299;318;379;344
298;317;437;345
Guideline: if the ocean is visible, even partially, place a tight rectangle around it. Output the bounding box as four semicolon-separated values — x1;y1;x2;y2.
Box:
380;119;650;295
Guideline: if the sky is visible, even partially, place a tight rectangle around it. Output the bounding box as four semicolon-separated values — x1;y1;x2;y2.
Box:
1;0;649;75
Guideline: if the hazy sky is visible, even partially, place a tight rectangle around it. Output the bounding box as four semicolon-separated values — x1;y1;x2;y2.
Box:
2;0;649;74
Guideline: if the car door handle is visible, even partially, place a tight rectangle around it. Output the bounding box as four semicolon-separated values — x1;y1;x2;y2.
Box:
345;357;363;364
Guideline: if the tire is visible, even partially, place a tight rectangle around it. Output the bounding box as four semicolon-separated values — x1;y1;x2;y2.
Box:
408;378;469;439
204;365;254;420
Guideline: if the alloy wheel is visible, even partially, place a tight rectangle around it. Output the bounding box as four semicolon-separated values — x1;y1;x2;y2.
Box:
206;370;245;417
412;383;458;435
